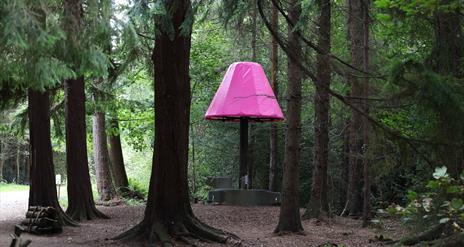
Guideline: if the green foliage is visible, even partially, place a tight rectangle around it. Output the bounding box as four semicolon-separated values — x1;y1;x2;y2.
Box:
396;167;464;233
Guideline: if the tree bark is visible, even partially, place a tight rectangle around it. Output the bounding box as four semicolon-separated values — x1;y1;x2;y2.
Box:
361;0;371;227
16;143;20;183
345;0;366;217
63;0;107;220
28;89;75;226
432;1;463;178
268;2;279;192
93;110;117;202
114;1;234;245
65;77;107;220
108;117;129;191
247;3;259;189
304;0;331;220
274;0;304;234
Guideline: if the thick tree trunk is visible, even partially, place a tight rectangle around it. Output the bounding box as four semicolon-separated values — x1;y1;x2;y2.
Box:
93;110;117;202
268;3;279;192
65;76;107;220
432;2;463;178
274;0;304;234
108;117;129;191
115;1;234;245
304;0;331;220
63;0;107;220
28;89;75;226
345;0;365;217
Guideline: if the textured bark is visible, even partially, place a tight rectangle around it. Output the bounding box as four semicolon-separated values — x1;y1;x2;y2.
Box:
93;110;117;202
28;89;75;226
304;0;331;220
274;0;304;234
361;0;371;227
114;1;233;245
432;1;463;178
108;118;129;191
268;3;279;192
345;0;366;217
63;0;106;220
65;77;107;220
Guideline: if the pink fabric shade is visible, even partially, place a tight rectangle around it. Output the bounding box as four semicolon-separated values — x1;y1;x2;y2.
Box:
205;62;284;122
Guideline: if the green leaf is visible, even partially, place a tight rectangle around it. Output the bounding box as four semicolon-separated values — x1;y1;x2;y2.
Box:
406;190;418;201
433;166;448;179
426;180;440;189
451;198;463;210
446;186;459;194
376;13;392;22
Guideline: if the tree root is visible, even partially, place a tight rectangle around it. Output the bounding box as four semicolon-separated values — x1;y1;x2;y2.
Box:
55;206;78;227
114;215;239;246
65;204;109;221
401;224;446;245
430;232;464;247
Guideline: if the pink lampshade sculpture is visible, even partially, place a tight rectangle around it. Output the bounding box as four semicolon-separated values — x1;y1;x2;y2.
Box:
205;62;284;188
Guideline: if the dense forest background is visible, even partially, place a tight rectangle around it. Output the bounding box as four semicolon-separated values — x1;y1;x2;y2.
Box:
0;0;463;245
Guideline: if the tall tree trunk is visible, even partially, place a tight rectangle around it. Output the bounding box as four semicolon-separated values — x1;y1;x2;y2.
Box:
65;77;107;220
108;117;129;191
344;0;365;217
361;0;371;227
28;89;75;226
432;1;463;178
63;0;106;220
274;0;304;234
93;109;117;202
304;0;331;219
268;3;279;192
115;1;233;245
247;3;258;189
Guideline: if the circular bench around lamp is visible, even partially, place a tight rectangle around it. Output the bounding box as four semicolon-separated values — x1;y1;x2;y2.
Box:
205;62;284;190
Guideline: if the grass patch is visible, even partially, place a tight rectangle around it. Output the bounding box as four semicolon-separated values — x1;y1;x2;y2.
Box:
0;182;29;192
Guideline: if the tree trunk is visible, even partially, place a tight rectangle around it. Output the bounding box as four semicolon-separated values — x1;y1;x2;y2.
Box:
268;3;279;192
63;0;107;220
28;89;75;226
344;0;366;217
16;143;20;183
304;0;331;220
108;117;129;191
247;3;259;189
432;1;463;178
361;0;371;227
115;1;233;245
274;0;304;234
93;110;117;202
65;77;107;220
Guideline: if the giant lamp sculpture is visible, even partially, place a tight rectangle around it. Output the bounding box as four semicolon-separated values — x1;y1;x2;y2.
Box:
205;62;284;189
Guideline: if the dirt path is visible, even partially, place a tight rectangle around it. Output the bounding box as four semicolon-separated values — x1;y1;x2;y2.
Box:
0;196;406;247
0;190;29;221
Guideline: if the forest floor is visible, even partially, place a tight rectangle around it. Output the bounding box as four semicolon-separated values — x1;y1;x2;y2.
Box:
0;190;408;246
